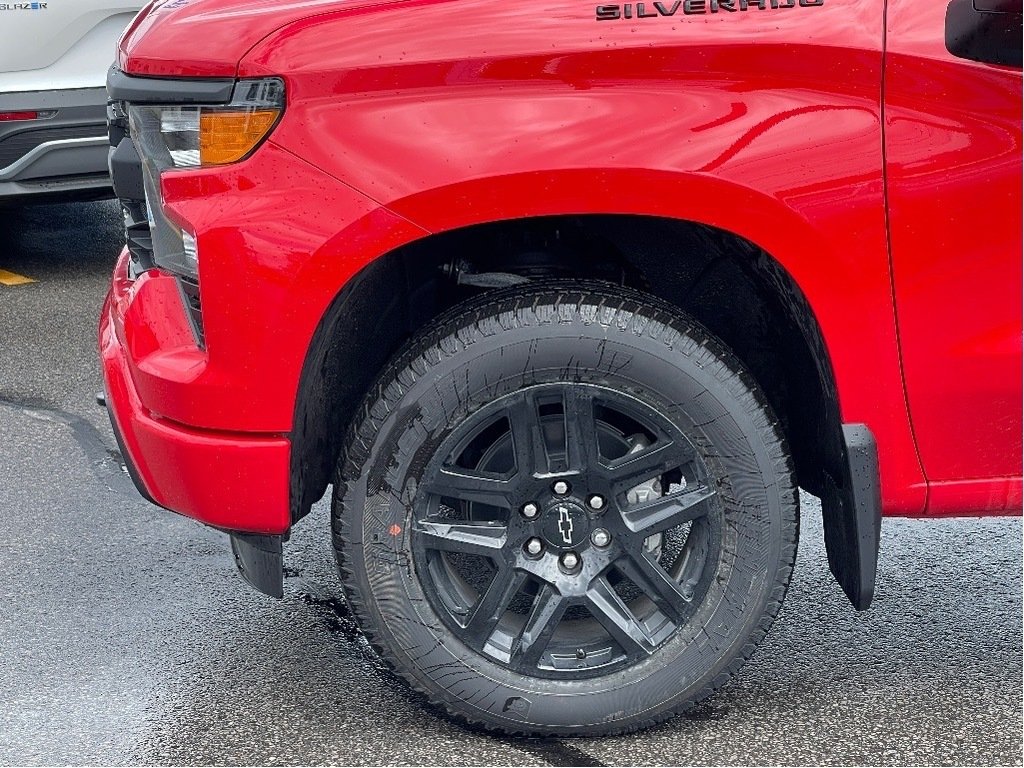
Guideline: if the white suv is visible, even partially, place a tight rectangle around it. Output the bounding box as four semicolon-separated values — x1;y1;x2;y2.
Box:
0;0;144;203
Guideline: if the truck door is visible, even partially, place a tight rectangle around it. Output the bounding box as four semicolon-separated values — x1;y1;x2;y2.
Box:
885;0;1022;512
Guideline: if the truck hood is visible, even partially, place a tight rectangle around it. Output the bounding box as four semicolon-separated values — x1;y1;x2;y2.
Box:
119;0;390;78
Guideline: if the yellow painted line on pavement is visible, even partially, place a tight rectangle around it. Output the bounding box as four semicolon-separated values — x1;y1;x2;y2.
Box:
0;268;36;286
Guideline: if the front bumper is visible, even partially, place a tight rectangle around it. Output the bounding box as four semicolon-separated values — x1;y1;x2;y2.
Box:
100;248;291;534
100;68;424;592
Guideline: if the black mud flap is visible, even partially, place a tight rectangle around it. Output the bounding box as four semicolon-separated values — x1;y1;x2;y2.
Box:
820;424;882;610
229;533;284;599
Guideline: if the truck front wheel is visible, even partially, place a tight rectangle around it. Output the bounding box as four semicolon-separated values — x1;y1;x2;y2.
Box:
332;283;798;736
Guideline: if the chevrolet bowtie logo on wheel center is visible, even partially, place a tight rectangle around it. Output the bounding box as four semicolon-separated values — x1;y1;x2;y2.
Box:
558;506;574;545
541;501;590;549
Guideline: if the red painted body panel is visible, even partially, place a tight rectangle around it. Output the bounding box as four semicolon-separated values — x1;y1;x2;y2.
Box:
102;0;1022;535
884;0;1023;514
101;249;291;533
152;141;426;432
240;0;928;514
100;142;424;532
118;0;407;77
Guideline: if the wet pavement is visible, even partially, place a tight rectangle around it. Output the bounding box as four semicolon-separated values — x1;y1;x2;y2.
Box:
0;200;1021;766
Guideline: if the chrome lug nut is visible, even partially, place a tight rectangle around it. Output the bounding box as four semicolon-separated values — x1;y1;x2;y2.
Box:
552;480;571;496
587;494;605;511
521;502;539;519
560;551;581;571
591;528;611;548
525;537;544;556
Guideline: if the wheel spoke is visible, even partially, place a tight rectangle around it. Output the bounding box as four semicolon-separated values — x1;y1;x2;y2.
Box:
463;567;528;647
616;551;691;622
411;383;722;678
620;483;715;534
415;519;508;555
563;387;599;472
424;467;514;509
510;583;567;670
607;439;693;493
507;390;550;477
586;576;657;656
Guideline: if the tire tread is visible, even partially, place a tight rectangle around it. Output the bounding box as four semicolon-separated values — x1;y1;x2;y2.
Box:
332;282;799;737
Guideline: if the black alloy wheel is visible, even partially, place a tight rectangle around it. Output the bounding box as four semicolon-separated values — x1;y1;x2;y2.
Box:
412;383;720;679
333;283;798;736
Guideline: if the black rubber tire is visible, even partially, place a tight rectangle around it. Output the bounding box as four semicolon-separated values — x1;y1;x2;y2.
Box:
332;282;798;736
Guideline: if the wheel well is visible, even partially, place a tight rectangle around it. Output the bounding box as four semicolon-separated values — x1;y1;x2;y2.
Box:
290;214;846;523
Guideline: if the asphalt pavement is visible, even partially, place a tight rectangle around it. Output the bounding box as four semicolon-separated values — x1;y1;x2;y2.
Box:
0;200;1021;766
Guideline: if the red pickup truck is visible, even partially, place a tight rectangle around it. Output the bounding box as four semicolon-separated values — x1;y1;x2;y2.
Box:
101;0;1022;735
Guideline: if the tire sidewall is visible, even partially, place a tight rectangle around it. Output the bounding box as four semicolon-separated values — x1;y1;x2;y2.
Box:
336;290;795;734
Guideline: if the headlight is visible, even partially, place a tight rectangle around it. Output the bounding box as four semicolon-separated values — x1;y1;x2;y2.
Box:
129;78;284;170
127;77;284;279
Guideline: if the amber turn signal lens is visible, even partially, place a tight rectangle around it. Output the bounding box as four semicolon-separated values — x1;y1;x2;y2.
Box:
199;109;280;166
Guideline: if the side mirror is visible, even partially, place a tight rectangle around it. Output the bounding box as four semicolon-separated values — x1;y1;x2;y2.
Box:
945;0;1022;67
